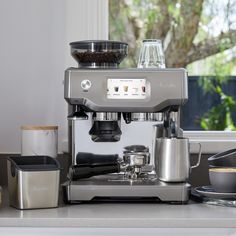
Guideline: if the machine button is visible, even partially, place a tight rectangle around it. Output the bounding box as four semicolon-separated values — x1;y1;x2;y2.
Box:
81;80;92;91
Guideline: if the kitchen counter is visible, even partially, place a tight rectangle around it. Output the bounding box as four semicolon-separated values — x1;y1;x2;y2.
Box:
4;155;235;235
0;192;236;229
1;189;236;236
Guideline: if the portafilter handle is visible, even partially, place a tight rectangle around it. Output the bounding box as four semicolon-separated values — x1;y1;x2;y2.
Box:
71;152;121;180
69;163;121;180
76;152;120;165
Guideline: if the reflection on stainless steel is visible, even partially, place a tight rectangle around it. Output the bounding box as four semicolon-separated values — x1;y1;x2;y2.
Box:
131;113;163;121
131;113;147;121
148;113;163;121
123;145;151;179
93;112;120;121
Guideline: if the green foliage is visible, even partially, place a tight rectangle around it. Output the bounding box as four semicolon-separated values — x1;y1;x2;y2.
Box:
198;55;232;93
200;86;236;130
199;54;236;130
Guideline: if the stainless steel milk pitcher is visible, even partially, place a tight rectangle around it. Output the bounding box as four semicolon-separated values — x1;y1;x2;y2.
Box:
155;137;202;182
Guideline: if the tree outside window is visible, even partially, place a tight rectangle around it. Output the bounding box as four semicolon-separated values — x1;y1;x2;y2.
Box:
109;0;236;131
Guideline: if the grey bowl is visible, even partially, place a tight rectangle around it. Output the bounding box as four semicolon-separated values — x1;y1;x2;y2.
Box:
209;168;236;193
208;149;236;167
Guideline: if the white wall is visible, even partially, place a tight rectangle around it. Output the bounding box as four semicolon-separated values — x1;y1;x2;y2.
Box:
0;0;108;153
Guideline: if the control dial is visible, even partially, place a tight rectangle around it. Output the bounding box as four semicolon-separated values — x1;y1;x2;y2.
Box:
81;80;91;91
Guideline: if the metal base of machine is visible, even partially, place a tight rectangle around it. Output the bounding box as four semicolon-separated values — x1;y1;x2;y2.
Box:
62;174;191;204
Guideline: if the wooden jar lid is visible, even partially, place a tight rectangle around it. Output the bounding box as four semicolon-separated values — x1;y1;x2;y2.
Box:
21;125;58;130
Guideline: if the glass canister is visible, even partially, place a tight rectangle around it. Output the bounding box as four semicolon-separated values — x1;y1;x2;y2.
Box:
137;39;165;68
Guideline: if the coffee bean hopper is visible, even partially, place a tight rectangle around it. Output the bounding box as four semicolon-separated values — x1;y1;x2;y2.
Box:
62;40;190;203
70;40;128;68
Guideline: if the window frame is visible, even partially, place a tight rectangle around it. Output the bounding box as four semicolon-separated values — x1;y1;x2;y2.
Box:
184;131;236;154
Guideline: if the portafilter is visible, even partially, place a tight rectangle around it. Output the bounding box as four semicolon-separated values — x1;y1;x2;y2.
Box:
69;145;151;180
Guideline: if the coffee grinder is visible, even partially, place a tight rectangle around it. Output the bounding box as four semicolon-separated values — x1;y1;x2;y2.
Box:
62;40;191;203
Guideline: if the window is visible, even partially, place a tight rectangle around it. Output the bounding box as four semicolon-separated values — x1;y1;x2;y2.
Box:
108;0;236;152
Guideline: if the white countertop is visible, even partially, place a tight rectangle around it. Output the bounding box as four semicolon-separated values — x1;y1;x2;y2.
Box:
1;196;236;228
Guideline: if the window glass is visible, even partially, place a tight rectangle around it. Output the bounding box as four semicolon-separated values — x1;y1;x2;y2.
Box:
109;0;236;131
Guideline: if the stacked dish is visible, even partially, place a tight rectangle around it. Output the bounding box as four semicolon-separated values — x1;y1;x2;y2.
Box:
195;149;236;201
208;149;236;193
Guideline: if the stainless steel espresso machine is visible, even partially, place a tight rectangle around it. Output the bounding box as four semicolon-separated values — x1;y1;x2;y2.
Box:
62;40;191;203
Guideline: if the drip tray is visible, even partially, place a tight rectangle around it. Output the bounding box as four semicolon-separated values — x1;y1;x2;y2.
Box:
62;175;190;204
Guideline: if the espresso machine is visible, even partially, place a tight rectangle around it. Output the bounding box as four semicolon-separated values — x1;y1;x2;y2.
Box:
62;40;190;203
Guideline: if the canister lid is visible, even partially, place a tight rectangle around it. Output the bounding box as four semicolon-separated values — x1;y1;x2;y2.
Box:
21;125;58;130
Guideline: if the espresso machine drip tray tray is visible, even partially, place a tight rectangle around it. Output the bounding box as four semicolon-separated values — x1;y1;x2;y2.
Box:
62;175;190;204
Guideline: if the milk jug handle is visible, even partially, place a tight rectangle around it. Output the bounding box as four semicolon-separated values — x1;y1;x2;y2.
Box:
190;142;202;169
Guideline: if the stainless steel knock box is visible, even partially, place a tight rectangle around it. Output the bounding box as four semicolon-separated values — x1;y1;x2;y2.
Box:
7;156;61;210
